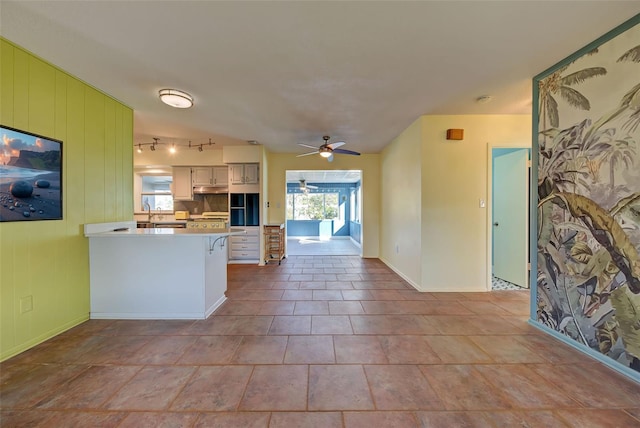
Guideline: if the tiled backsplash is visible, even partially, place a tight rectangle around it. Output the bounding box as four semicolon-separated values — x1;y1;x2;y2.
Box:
174;193;229;214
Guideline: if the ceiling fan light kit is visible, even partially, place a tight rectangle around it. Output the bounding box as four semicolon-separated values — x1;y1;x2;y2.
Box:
297;135;361;161
158;89;193;108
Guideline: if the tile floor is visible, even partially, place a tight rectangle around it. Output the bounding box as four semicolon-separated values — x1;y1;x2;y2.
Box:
287;237;361;256
2;256;640;427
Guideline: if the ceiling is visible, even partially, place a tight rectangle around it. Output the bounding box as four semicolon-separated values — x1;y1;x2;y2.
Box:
286;170;361;184
1;2;638;155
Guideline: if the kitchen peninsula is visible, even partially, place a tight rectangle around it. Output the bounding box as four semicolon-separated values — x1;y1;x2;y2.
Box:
84;221;244;319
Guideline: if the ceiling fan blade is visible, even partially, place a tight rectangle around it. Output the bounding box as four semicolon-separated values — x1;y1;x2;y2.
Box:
332;148;360;156
296;151;319;157
298;143;319;149
307;184;319;189
327;142;345;149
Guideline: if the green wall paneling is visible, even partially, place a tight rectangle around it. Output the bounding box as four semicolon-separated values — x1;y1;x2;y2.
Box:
0;38;133;360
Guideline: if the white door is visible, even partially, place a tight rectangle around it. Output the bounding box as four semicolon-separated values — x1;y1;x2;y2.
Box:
493;149;529;288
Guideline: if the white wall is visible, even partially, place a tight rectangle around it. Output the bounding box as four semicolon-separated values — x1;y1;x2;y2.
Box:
420;115;531;291
380;118;423;289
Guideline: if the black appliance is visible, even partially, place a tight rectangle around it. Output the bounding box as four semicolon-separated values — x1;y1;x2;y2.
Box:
230;193;259;226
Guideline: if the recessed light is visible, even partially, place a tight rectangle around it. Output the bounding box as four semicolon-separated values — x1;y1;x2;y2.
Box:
159;89;193;108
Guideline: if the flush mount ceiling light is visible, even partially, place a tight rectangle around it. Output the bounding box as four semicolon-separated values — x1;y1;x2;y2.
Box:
476;95;493;104
158;89;193;108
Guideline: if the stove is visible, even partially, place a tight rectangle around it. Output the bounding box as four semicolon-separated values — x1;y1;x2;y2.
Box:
186;211;229;230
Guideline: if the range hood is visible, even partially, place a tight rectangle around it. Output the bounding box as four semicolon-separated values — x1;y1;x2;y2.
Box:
193;186;229;194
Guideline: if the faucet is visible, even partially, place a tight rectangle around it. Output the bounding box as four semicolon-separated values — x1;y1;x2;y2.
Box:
144;201;151;222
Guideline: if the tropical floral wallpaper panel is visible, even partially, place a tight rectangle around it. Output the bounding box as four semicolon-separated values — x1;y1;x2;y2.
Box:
535;17;640;374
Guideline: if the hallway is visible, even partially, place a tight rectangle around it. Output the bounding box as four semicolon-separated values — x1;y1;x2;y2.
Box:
2;256;640;427
287;237;361;256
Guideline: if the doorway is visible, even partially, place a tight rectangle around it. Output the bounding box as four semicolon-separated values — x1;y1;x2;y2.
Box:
285;170;362;256
489;147;530;290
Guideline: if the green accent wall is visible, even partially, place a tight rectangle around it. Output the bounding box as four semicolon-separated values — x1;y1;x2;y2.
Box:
0;39;133;361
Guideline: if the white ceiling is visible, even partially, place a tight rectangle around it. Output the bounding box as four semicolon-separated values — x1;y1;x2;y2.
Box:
286;170;361;184
1;2;638;155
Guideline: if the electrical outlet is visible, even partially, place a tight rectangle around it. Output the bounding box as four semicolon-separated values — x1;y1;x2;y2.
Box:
20;295;33;314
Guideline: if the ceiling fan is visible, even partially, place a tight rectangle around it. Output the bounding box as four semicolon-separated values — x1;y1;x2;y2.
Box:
297;135;360;162
299;179;318;194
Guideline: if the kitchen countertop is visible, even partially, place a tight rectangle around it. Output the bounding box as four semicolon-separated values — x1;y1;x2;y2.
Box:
84;221;244;237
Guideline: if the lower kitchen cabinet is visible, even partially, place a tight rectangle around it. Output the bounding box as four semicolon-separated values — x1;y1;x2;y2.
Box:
228;226;260;262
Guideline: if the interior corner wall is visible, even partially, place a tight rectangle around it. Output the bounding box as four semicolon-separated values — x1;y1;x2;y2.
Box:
266;152;380;258
420;115;531;291
379;118;423;289
0;39;133;361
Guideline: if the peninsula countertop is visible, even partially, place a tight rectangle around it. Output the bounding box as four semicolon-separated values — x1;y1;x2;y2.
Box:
84;221;239;320
84;221;245;238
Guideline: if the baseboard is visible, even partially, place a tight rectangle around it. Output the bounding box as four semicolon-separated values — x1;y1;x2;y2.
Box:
529;319;640;385
91;312;208;320
1;314;89;362
350;237;362;248
379;257;422;291
206;295;227;318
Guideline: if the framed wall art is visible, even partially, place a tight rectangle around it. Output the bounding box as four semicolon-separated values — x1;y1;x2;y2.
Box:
0;125;62;222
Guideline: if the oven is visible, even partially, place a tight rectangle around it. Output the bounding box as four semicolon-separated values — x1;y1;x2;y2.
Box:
186;211;229;230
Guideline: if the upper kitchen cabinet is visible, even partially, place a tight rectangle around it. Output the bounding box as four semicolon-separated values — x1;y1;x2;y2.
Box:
229;164;259;185
173;167;193;200
192;166;228;186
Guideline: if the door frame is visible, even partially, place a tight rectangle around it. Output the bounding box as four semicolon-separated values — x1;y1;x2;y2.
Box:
486;142;531;291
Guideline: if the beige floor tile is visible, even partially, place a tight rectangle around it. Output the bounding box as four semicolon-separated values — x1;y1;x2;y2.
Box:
285;335;336;364
419;365;512;410
270;412;343;428
344;411;419;428
364;365;443;410
311;315;354;334
118;412;199;428
170;365;253;411
230;336;287;364
239;365;308;411
294;301;330;315
177;336;242;364
415;411;494;427
104;366;196;410
268;315;311;335
379;335;441;364
334;336;388;364
308;365;374;410
193;412;270;427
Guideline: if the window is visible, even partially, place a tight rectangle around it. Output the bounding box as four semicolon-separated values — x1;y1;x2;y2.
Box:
140;175;173;211
287;192;339;220
350;186;361;223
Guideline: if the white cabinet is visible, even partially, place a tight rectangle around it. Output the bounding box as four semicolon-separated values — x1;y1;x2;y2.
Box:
229;164;259;185
192;166;228;186
213;167;228;186
244;164;259;184
229;226;260;262
192;167;213;186
173;167;193;200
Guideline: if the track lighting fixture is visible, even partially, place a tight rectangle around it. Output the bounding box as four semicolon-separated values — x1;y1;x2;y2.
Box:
169;144;176;154
136;144;142;153
198;145;203;152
